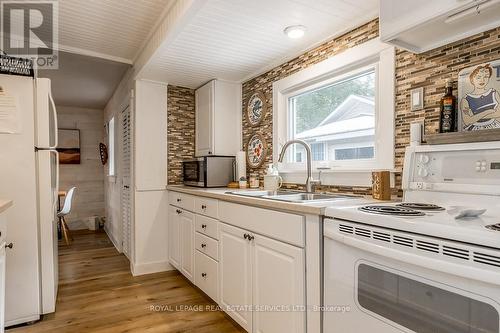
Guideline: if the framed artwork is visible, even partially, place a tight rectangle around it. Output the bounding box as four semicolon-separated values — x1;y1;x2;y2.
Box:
57;129;81;164
246;133;267;169
458;60;500;131
246;91;267;126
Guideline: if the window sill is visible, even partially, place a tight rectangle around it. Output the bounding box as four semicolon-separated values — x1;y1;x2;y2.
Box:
278;169;399;187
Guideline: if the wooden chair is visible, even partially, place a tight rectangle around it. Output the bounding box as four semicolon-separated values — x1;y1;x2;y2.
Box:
58;187;76;245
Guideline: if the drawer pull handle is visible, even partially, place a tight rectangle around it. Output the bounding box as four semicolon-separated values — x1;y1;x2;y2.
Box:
5;243;13;249
201;243;206;248
176;209;182;214
201;205;207;210
201;224;207;229
243;233;249;240
201;273;207;278
247;234;254;241
177;198;181;202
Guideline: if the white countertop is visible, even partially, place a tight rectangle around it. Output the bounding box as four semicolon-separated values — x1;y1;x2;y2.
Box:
166;185;386;215
0;199;13;214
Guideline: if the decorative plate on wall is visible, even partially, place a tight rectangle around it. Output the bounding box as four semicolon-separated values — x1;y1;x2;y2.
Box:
246;91;267;126
99;142;108;165
246;133;267;169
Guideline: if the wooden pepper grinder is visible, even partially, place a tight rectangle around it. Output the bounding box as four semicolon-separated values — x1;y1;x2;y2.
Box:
372;171;391;200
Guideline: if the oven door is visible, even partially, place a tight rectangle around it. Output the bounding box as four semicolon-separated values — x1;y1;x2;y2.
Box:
182;159;205;187
323;218;500;333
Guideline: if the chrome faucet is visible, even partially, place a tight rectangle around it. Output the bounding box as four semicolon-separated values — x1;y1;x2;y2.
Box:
278;139;319;193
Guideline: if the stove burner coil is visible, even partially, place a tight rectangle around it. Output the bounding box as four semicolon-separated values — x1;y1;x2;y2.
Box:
358;205;426;216
486;224;500;232
396;203;445;211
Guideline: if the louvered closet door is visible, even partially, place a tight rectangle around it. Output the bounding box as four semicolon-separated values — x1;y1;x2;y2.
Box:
121;106;132;259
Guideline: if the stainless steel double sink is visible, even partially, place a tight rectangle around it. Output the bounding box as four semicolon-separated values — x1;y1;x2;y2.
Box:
226;190;359;203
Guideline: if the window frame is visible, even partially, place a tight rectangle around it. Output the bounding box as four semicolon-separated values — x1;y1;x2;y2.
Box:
272;38;395;184
108;116;116;176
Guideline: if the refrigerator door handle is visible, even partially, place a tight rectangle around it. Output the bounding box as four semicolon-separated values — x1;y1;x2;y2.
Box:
48;92;58;149
50;149;59;207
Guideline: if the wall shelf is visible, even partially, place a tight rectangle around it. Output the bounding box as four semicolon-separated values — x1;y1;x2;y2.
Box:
425;128;500;145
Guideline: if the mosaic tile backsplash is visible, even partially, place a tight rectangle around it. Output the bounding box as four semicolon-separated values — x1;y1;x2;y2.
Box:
167;85;196;185
166;20;500;196
241;19;500;195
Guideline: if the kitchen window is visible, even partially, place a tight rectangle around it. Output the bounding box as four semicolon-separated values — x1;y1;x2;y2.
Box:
273;39;395;185
108;117;115;176
311;142;326;161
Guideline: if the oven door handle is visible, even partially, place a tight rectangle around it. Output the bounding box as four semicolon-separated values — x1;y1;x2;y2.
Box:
326;230;500;286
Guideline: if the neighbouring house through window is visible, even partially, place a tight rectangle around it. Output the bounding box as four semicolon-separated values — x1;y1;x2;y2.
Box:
289;69;375;163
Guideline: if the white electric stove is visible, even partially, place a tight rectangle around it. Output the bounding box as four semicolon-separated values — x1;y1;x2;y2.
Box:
323;141;500;333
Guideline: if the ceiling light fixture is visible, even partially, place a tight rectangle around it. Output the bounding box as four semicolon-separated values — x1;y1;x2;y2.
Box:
284;25;306;39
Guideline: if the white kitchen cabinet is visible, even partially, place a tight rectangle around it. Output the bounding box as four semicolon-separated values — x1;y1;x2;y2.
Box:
252;234;305;333
219;222;306;333
195;80;241;157
134;80;167;190
179;210;195;282
219;223;253;332
168;204;195;282
0;204;10;333
168;206;181;269
129;80;169;276
194;251;219;302
0;245;5;333
380;0;500;53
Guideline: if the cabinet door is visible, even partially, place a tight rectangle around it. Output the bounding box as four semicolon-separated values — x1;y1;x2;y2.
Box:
180;211;195;282
195;81;214;156
219;223;252;332
168;206;181;269
0;247;4;333
252;234;305;333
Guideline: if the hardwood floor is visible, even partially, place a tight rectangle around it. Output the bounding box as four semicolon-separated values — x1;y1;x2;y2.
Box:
8;230;245;333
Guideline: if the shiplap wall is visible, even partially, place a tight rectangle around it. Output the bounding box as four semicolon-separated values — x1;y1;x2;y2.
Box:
57;106;105;229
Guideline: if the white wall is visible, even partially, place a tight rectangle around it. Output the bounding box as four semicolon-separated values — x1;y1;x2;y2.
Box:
57;106;105;229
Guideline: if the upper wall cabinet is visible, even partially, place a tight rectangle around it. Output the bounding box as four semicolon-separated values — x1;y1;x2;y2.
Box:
195;80;241;157
134;80;167;190
380;0;500;53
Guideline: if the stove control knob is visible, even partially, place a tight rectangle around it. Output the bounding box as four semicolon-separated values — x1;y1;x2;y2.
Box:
419;155;430;164
418;168;428;178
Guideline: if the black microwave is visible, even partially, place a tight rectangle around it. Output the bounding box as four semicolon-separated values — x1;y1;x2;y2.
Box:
182;156;235;187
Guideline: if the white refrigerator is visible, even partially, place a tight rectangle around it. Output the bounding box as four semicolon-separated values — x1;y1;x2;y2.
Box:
0;74;59;326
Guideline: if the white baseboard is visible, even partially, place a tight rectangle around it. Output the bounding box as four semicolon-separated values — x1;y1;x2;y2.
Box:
104;224;122;253
130;260;175;276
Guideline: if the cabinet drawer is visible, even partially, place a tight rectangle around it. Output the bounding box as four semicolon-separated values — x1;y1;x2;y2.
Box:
195;251;219;302
219;201;305;247
194;197;218;219
195;232;219;261
169;192;195;211
195;214;219;240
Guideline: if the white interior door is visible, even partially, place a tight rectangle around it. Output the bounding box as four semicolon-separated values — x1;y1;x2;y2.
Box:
121;106;132;259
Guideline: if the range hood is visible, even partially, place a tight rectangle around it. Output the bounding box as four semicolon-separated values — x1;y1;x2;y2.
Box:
380;0;500;53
